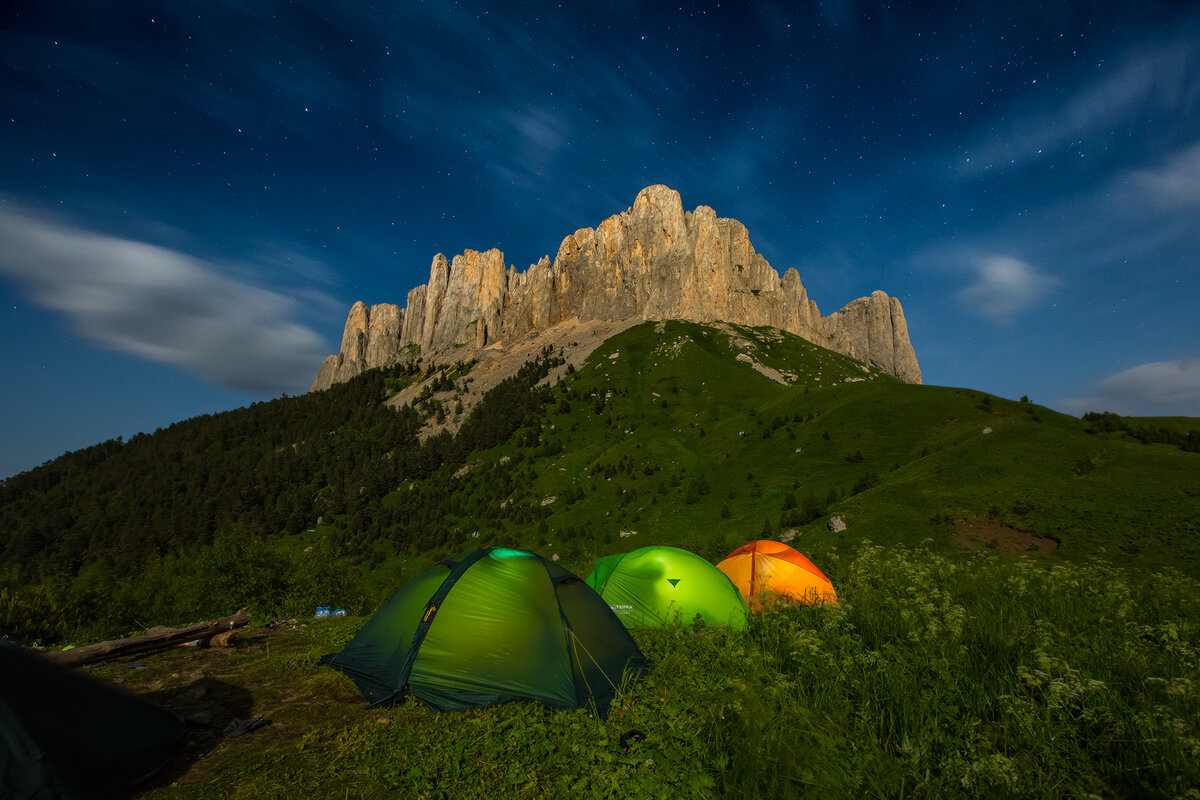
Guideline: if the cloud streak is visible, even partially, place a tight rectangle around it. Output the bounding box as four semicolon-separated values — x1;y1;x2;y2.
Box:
959;37;1200;176
0;203;329;394
1062;359;1200;416
1130;140;1200;209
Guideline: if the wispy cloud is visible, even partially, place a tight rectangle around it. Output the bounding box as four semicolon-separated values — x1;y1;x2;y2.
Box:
1130;140;1200;209
0;202;329;394
1062;359;1200;416
916;138;1200;311
958;256;1059;322
958;37;1200;176
374;3;673;201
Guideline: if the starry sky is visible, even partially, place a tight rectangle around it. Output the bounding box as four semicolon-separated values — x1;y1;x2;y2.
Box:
2;1;1199;479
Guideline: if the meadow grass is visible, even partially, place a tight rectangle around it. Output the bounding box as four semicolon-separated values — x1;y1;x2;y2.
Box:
718;544;1200;798
114;542;1198;799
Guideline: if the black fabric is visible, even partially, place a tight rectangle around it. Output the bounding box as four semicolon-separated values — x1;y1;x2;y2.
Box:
0;642;183;800
222;717;268;738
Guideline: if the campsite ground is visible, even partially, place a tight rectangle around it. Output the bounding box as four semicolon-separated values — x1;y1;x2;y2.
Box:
90;538;1200;800
93;623;363;789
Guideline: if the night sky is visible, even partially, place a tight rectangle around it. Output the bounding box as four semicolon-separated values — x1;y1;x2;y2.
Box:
3;1;1199;479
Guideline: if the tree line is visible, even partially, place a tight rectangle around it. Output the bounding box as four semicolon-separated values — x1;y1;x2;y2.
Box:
0;347;564;640
1082;411;1200;452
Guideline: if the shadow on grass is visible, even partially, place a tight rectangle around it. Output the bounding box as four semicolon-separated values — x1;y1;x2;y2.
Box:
134;677;257;792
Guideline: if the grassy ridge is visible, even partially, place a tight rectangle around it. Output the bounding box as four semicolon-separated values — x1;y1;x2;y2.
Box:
407;321;1200;578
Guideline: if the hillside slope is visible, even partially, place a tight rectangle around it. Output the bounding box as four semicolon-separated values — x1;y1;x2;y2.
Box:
1;321;1197;644
406;320;1200;577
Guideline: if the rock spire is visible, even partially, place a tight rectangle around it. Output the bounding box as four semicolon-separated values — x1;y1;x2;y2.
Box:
312;185;921;390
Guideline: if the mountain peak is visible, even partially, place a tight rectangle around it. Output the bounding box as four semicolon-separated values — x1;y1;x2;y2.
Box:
312;186;921;391
633;184;684;215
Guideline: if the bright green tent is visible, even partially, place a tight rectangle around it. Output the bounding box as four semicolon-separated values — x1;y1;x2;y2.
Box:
586;545;749;630
322;548;649;715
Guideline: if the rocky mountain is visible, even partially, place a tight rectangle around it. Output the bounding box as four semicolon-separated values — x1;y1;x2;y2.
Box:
312;185;921;391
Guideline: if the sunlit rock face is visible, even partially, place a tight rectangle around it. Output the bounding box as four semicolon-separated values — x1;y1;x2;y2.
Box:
310;185;922;391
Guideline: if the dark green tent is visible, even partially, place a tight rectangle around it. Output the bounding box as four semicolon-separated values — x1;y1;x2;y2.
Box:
587;545;750;630
0;640;182;800
322;548;649;715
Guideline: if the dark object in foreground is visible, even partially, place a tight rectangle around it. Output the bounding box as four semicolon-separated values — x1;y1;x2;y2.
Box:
0;640;183;799
43;610;252;668
222;717;268;738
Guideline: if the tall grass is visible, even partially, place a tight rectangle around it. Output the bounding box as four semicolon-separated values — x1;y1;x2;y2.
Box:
130;544;1198;799
703;544;1200;797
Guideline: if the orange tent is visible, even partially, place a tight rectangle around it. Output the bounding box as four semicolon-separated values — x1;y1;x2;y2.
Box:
717;540;836;611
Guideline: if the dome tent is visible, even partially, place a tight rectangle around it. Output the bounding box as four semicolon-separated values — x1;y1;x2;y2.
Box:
586;545;749;630
322;548;649;715
717;539;837;612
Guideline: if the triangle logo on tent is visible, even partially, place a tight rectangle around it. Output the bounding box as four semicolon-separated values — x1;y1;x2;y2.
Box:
667;578;680;588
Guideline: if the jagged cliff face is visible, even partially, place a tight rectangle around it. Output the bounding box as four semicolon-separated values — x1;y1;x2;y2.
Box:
312;185;921;390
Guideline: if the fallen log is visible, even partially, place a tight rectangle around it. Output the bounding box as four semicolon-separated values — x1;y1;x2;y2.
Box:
44;609;252;668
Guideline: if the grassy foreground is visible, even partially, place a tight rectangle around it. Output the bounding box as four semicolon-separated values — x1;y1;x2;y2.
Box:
93;541;1199;799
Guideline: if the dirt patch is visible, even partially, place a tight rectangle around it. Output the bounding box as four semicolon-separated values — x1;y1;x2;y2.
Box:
86;622;369;790
954;518;1059;556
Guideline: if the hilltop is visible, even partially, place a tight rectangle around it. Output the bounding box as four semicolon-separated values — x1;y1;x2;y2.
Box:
385;320;1199;574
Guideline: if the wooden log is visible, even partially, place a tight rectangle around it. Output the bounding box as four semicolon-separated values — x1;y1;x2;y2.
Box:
44;610;252;667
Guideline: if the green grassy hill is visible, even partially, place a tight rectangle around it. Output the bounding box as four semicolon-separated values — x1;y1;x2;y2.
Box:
388;320;1200;580
3;320;1198;798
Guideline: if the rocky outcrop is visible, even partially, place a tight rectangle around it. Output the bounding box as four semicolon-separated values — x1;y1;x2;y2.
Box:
311;301;407;390
311;185;921;391
821;290;921;384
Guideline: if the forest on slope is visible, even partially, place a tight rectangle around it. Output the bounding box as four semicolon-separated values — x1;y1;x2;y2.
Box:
0;347;564;641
